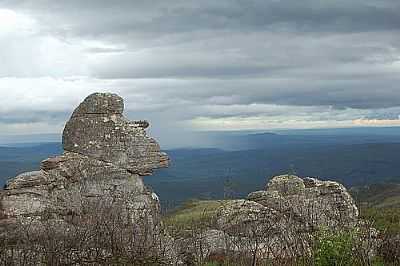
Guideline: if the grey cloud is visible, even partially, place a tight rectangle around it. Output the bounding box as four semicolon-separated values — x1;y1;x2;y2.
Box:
84;47;126;54
4;0;400;38
116;77;400;110
0;0;400;141
0;111;69;124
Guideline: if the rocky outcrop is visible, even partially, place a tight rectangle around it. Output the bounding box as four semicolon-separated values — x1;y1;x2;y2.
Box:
200;175;360;260
63;92;168;175
0;94;366;263
0;92;169;233
219;174;358;235
248;174;359;229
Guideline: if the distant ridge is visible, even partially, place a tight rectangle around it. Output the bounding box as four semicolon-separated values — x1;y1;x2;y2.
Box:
0;133;60;145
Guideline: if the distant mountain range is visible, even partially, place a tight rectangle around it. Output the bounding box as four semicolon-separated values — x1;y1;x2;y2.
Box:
0;134;60;146
147;143;400;205
210;129;400;150
2;129;399;205
0;143;62;188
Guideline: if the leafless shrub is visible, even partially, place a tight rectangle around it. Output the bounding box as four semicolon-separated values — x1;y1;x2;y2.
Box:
377;234;400;265
0;191;175;265
1;190;394;266
167;197;384;266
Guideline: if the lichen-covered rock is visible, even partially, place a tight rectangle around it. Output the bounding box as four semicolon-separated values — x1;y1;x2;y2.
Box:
217;200;278;235
63;93;168;175
0;93;169;239
1;152;154;221
265;174;306;195
248;175;359;229
212;199;311;260
210;174;360;260
70;92;124;116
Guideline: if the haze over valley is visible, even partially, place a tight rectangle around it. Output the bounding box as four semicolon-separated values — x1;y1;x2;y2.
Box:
2;127;400;206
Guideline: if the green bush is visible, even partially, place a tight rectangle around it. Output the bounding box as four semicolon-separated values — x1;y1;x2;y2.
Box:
314;230;355;266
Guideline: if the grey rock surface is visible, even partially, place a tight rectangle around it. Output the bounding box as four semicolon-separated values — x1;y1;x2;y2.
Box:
0;92;169;232
210;174;360;259
218;174;359;237
63;92;168;175
248;174;359;229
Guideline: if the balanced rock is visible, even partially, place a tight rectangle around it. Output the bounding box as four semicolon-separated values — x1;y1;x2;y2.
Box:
63;93;168;175
0;92;169;230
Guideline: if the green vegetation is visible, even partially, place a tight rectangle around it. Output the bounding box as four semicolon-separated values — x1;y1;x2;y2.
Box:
353;183;400;208
163;199;224;231
314;230;357;266
313;229;388;266
163;184;400;266
353;183;400;235
361;207;400;235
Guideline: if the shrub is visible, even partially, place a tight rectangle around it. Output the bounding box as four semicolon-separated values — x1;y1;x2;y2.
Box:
313;229;355;266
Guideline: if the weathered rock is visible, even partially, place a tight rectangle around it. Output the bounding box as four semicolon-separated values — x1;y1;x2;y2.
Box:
248;175;359;229
0;92;169;238
2;152;154;220
209;174;360;260
217;200;279;235
62;92;168;175
70;92;124;116
218;175;358;237
214;199;312;259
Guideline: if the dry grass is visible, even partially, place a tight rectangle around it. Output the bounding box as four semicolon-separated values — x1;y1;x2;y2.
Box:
163;200;227;230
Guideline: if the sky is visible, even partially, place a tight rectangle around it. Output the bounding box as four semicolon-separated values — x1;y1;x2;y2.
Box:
0;0;400;146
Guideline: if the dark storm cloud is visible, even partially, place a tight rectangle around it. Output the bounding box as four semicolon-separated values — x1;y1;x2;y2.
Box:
4;0;400;36
0;0;400;139
114;77;400;110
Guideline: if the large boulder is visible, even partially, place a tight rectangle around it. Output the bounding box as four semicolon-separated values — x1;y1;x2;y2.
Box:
0;93;174;264
210;175;360;260
1;92;168;224
1;152;156;221
63;93;168;175
248;175;359;229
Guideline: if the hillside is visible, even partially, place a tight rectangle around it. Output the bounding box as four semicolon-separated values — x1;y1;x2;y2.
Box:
2;141;400;206
0;143;62;186
350;183;400;235
147;143;400;205
352;183;400;209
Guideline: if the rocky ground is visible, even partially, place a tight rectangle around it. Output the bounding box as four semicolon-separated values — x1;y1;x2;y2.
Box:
166;174;368;264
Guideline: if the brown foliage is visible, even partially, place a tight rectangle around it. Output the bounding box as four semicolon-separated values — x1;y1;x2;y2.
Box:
0;195;174;265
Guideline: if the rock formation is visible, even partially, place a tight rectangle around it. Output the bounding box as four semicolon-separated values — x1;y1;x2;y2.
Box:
0;94;367;263
199;174;360;260
0;92;169;233
63;93;168;175
247;174;359;229
219;174;358;232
